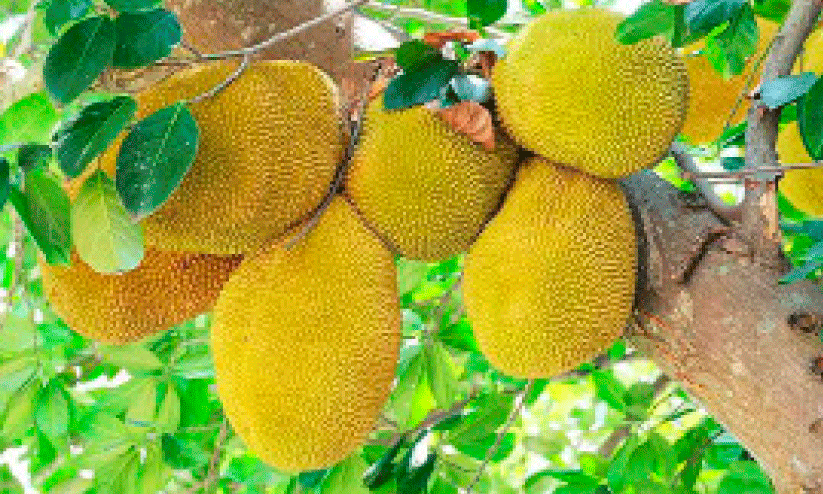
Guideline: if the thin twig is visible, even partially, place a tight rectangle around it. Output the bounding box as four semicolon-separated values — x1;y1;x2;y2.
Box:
186;54;251;105
363;1;509;38
720;38;776;136
682;161;823;179
464;380;532;494
670;142;742;223
191;417;229;494
202;0;370;59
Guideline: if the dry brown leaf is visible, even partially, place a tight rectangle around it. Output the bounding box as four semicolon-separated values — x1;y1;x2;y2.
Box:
423;31;481;50
436;101;495;151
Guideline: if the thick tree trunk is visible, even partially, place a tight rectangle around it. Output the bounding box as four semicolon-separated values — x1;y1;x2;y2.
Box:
621;172;823;494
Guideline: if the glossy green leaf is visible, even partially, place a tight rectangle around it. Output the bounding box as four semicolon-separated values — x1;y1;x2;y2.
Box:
395;40;440;72
10;171;72;265
72;169;144;273
397;452;436;494
0;92;58;146
113;9;181;68
156;382;180;433
54;96;136;178
43;16;116;105
35;379;70;440
455;432;515;462
425;341;459;408
686;0;746;33
720;156;745;171
591;370;628;411
116;102;199;219
161;434;209;469
1;378;40;439
467;0;507;27
136;445;167;494
48;477;94;494
615;0;674;45
364;437;404;489
104;0;161;12
397;259;429;297
17;144;52;171
384;59;459;111
524;470;599;490
607;435;640;492
99;344;163;371
45;0;92;34
521;0;546;14
438;317;480;353
797;74;823;160
760;72;818;109
319;456;371;494
704;5;758;78
125;378;157;426
716;461;772;494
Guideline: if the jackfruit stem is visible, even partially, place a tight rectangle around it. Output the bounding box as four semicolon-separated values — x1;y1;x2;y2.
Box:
186;54;251;105
200;0;370;60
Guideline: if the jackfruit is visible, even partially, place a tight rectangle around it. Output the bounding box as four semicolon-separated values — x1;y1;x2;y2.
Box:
345;100;519;261
40;250;242;344
98;60;343;255
462;157;637;378
210;196;401;471
777;121;823;217
164;0;352;81
492;8;688;178
40;158;243;344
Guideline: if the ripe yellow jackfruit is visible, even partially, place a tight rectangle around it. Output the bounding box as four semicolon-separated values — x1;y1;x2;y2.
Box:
98;60;343;255
345;100;519;261
40;250;242;344
463;157;637;378
210;196;401;471
492;8;688;178
777;121;823;217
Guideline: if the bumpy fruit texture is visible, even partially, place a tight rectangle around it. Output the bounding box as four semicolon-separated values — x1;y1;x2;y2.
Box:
210;197;401;471
40;250;242;344
492;8;688;178
98;60;343;255
463;157;637;378
345;100;519;261
777;121;823;217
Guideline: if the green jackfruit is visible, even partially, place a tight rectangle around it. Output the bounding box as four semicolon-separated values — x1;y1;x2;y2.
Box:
463;157;637;378
210;196;401;471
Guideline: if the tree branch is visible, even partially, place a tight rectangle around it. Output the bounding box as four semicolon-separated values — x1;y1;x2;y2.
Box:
670;142;742;223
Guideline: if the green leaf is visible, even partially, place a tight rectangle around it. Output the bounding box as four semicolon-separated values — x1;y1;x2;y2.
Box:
384;59;459;111
686;0;746;33
0;92;58;147
45;0;92;35
0;351;37;411
760;72;818;109
607;435;640;492
17;144;53;171
780;256;823;283
395;40;440;73
704;5;758;78
1;378;40;440
136;445;167;494
0;158;9;209
155;382;180;433
364;438;404;489
44;16;116;105
10;171;72;265
524;470;599;490
298;469;329;489
615;0;675;45
125;378;157;427
35;379;70;440
397;452;437;494
116;102;199;219
99;344;163;371
438;317;480;353
319;456;372;494
467;0;507;27
716;461;772;494
113;9;181;68
425;341;459;408
591;370;627;411
797;74;823;160
224;456;279;485
104;0;161;12
521;430;567;457
48;477;93;494
396;259;429;297
54;96;136;178
171;349;214;379
720;156;745;171
161;434;208;469
72;169;144;273
455;432;515;462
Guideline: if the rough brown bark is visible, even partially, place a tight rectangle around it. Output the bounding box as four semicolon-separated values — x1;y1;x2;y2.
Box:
621;171;823;494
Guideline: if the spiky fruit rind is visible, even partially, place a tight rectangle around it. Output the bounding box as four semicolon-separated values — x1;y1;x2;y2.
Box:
492;8;688;178
463;157;637;378
40;250;242;344
98;60;343;255
777;121;823;217
210;197;401;471
345;100;519;261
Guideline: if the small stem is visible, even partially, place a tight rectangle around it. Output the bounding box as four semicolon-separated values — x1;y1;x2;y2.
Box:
464;380;532;494
670;142;742;223
363;1;509;38
186;54;251;105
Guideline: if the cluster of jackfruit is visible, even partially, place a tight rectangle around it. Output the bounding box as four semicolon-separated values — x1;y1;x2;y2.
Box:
39;5;690;474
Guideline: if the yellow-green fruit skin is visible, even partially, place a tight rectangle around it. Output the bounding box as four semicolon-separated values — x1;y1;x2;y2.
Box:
99;60;343;255
492;8;688;178
40;250;242;344
345;100;519;261
463;158;637;378
210;197;401;472
777;121;823;217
